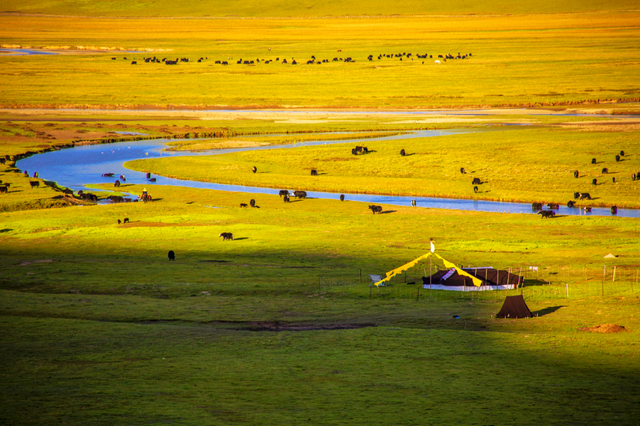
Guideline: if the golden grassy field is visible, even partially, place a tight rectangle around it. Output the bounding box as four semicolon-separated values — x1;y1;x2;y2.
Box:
1;11;639;109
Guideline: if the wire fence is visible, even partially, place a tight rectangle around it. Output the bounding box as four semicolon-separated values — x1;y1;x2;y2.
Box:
313;265;640;302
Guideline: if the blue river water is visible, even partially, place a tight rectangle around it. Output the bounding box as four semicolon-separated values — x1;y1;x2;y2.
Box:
15;130;639;218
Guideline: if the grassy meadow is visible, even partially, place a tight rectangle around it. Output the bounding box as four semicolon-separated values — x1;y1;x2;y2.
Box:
0;12;639;109
1;112;640;424
1;1;640;424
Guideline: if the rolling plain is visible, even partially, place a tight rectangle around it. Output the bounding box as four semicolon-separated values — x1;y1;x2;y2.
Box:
1;1;640;425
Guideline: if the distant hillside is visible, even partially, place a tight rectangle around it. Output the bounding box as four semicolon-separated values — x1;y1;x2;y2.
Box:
2;0;640;17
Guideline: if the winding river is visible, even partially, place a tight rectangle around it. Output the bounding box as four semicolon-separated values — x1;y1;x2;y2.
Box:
15;129;639;218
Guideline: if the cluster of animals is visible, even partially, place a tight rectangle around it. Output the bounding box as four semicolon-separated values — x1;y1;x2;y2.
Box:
117;50;472;67
531;151;630;218
117;218;130;224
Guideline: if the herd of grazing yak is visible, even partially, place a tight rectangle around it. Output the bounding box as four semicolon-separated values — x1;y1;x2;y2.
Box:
118;51;474;67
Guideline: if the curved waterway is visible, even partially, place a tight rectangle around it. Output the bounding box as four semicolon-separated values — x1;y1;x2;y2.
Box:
16;130;639;218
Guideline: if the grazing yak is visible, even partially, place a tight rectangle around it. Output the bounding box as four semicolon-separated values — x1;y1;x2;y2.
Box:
400;149;406;156
279;190;289;197
538;210;556;219
108;195;124;203
368;205;383;214
252;166;257;173
584;207;592;213
146;173;151;179
615;155;620;162
547;203;559;210
29;181;39;188
250;199;256;207
240;203;248;208
311;169;318;176
219;232;234;241
283;194;290;203
591;158;597;164
102;173;114;177
580;193;592;200
611;206;618;214
573;170;579;178
149;178;157;182
531;202;542;211
472;177;482;185
411;199;416;206
592;178;598;186
473;186;479;193
612;177;616;183
117;219;121;224
620;150;625;156
340;194;345;202
0;186;7;194
123;218;129;224
293;190;307;199
602;168;608;174
168;250;175;261
460;168;466;174
573;192;581;199
567;201;575;208
114;180;121;187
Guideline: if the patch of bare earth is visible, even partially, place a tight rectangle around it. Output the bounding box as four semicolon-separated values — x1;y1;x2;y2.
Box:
578;324;627;333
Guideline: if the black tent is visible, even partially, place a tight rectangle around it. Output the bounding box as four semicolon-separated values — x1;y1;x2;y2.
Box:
496;295;533;318
422;267;523;291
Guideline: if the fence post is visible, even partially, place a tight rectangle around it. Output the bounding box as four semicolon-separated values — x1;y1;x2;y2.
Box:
613;266;616;282
602;265;606;296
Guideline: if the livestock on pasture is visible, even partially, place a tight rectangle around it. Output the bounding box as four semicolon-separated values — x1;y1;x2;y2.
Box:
602;168;608;174
123;218;129;223
368;205;383;214
0;186;8;194
547;203;559;210
219;232;234;241
33;172;38;178
29;181;39;188
612;177;616;183
620;150;625;156
592;178;598;185
108;195;124;203
340;194;345;202
149;178;157;182
146;172;151;179
592;158;597;164
411;199;416;206
400;149;406;156
460;167;466;174
114;180;120;187
240;203;248;208
580;192;591;200
538;210;556;219
615;155;620;162
117;219;121;224
573;170;579;178
293;190;307;199
567;201;575;208
472;177;482;185
584;207;592;212
102;173;114;177
531;202;542;211
279;190;289;197
473;186;478;193
283;194;290;203
168;250;175;261
573;192;581;199
611;206;618;214
311;169;318;176
252;166;257;173
250;199;256;207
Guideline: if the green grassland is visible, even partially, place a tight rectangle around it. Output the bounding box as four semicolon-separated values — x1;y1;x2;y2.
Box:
2;0;640;423
1;12;639;108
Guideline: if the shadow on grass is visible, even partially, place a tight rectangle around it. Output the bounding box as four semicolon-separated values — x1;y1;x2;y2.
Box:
379;210;397;215
0;228;12;233
533;305;564;316
234;237;249;241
